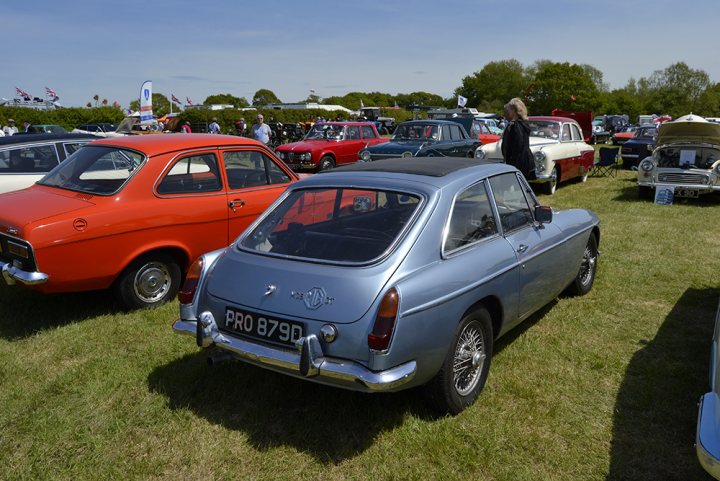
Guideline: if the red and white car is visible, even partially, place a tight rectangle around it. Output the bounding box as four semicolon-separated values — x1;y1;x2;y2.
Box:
275;122;388;171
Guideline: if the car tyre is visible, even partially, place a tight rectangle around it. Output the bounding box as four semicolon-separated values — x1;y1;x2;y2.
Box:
541;166;558;195
425;308;493;415
114;253;181;309
318;156;335;171
565;233;598;296
638;186;653;200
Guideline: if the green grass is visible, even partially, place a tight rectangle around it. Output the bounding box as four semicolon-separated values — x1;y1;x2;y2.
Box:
1;169;719;480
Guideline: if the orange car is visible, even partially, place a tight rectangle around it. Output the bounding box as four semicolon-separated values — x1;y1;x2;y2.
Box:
0;134;299;308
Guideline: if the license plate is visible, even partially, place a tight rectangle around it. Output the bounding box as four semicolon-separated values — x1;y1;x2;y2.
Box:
286;163;300;169
222;307;304;347
675;188;699;198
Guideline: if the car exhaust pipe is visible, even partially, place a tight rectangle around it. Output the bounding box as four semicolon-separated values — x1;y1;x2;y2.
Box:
207;352;235;366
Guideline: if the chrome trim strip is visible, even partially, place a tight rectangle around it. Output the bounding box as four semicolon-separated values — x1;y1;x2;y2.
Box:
1;261;48;285
172;319;417;392
697;393;720;479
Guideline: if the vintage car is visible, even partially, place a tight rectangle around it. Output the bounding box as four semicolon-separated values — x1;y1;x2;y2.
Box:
0;134;299;309
275;121;387;171
24;124;67;134
0;133;97;194
621;125;657;169
475;116;595;195
72;123;121;137
448;117;502;145
172;157;600;414
357;120;482;162
611;125;637;145
637;114;720;199
697;297;720;479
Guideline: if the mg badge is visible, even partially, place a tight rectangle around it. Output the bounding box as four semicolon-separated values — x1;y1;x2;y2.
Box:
7;227;18;235
304;287;326;310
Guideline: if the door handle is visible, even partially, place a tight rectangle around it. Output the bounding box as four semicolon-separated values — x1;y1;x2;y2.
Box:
516;244;528;253
229;199;245;213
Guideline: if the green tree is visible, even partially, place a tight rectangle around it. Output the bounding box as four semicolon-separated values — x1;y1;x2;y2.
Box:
526;61;602;115
203;93;249;108
454;59;529;112
643;62;710;117
395;91;445;109
252;89;281;106
697;82;720;117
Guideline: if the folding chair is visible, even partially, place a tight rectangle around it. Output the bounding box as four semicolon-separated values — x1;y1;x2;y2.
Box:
593;147;619;177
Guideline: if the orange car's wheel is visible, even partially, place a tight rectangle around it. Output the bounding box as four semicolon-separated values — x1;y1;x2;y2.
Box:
114;253;181;310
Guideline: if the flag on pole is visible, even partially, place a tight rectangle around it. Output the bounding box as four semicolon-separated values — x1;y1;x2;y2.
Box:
139;80;154;125
186;97;193;105
171;94;180;104
45;86;58;98
457;95;468;108
15;86;31;99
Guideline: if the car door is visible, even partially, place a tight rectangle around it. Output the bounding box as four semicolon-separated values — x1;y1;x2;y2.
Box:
220;148;294;241
488;172;566;319
557;123;582;180
338;126;363;166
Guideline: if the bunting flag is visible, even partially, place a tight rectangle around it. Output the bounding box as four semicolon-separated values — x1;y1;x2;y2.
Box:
45;86;58;98
15;86;31;98
457;95;468;108
171;94;180;104
186;97;193;105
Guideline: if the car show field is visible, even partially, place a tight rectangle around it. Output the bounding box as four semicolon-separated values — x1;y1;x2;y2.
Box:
0;164;718;480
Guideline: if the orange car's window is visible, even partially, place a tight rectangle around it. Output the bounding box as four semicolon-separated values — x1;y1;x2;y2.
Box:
223;150;291;189
157;153;222;194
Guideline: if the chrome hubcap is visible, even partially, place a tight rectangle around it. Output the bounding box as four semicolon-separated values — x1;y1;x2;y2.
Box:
453;323;486;396
133;262;171;303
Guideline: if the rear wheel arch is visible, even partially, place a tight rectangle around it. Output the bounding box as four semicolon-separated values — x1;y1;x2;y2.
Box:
463;295;503;340
117;245;191;281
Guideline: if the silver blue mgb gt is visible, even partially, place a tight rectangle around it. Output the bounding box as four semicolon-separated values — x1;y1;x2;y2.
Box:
173;157;600;414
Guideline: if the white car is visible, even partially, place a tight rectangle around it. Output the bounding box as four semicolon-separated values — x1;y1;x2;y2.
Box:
637;114;720;199
475;116;595;195
0;133;96;194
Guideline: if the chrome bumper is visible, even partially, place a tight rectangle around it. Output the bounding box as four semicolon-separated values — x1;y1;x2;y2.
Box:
173;317;417;393
637;181;720;192
698;392;720;479
1;261;48;286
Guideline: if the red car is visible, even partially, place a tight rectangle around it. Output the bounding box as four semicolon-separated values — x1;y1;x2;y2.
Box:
275;122;388;171
0;134;299;309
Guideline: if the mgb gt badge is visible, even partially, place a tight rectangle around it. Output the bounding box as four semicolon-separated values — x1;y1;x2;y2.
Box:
290;287;335;310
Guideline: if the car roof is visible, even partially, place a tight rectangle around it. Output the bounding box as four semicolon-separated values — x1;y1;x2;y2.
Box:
321;157;514;179
90;133;268;155
0;132;98;146
529;116;578;124
398;120;467;126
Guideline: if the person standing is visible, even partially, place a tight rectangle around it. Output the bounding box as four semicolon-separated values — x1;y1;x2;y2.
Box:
252;114;272;144
234;118;246;136
3;119;18;136
500;98;536;180
208;117;221;134
180;121;192;134
22;120;32;133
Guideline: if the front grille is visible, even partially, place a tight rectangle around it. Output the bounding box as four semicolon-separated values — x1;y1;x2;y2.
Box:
284;153;311;162
658;172;709;184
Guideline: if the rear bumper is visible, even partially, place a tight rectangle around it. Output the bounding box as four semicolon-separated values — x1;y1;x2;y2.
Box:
1;261;48;286
697;392;720;480
172;316;417;393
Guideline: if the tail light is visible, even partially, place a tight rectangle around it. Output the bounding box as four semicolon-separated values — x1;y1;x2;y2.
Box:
178;257;204;304
368;288;399;351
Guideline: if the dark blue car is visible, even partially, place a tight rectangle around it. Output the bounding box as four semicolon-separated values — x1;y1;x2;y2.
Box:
358;120;481;162
621;125;657;169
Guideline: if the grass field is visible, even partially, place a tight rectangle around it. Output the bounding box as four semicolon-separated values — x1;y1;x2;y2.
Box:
1;166;719;481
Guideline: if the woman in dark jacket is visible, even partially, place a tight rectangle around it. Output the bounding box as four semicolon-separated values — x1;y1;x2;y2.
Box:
501;98;536;180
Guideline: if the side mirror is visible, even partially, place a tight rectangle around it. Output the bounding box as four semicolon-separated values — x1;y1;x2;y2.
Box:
535;205;553;224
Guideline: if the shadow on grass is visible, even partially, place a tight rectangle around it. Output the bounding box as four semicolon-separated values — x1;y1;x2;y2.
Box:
0;282;118;340
148;351;441;464
147;300;557;463
607;287;719;480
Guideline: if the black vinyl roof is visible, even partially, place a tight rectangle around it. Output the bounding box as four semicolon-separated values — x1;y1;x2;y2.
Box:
0;133;98;146
325;157;486;177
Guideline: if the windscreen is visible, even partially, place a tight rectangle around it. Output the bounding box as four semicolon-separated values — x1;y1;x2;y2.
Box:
241;187;422;263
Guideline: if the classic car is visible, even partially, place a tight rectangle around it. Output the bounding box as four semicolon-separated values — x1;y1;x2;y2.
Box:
24;124;67;134
275;122;387;171
696;296;720;479
72;123;122;137
476;116;595;195
611;126;637;145
637;114;720;199
357;120;482;162
621;125;657;169
172;157;600;414
0;134;299;309
448;117;502;145
0;133;97;194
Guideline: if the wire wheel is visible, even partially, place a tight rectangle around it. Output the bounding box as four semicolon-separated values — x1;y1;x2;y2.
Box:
453;321;487;396
578;242;597;288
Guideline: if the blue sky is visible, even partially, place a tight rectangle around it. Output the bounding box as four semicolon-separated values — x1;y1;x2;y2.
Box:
4;0;718;108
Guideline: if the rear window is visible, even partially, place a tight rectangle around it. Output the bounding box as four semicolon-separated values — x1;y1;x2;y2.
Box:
38;145;145;195
241;187;422;263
